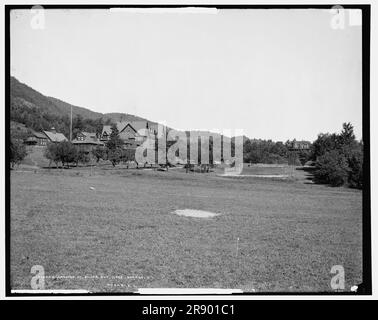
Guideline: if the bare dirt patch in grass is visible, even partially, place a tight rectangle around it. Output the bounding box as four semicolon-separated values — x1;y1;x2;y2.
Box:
173;209;221;218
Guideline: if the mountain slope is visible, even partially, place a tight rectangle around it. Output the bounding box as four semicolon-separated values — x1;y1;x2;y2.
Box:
10;77;65;117
10;76;154;126
10;76;233;141
47;96;104;120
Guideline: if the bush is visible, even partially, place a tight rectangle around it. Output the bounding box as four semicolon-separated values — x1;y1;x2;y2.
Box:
105;123;124;167
59;141;77;166
92;145;106;162
297;150;311;166
347;150;363;189
314;150;350;187
10;139;28;167
44;143;60;167
108;149;121;167
76;150;91;165
44;141;77;168
311;123;363;188
120;149;136;165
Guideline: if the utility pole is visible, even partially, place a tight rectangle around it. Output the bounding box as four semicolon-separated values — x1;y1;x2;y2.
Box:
70;105;72;141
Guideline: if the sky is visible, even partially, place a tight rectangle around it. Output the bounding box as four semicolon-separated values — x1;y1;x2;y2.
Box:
10;8;362;141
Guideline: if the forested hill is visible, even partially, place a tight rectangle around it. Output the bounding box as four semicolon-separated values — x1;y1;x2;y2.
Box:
10;76;155;137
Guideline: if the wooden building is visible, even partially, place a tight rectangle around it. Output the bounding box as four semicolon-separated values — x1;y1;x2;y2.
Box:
72;131;104;152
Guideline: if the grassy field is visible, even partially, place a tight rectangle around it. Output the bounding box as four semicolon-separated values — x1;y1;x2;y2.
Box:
10;163;362;293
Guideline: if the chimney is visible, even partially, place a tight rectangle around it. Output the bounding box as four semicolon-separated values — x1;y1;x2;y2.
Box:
51;127;56;134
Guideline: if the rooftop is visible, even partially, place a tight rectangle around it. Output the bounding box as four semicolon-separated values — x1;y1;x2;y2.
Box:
102;121;157;137
72;132;103;145
30;130;48;139
43;130;68;142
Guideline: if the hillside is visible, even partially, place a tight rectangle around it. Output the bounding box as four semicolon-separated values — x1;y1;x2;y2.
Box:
10;76;247;142
47;96;104;120
104;112;151;123
10;76;156;134
10;77;64;117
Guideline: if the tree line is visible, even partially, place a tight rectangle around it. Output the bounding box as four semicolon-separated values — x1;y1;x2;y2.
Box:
243;139;311;165
10;118;363;189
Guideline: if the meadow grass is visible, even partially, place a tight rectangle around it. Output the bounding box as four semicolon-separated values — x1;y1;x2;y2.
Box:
10;165;362;292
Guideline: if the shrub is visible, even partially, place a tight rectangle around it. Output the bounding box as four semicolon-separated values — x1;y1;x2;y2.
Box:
347;150;363;189
108;149;121;167
92;145;106;162
10;139;28;167
76;150;91;165
44;142;60;167
58;141;77;166
121;149;136;165
44;141;77;168
105;123;123;167
311;123;363;188
314;150;350;187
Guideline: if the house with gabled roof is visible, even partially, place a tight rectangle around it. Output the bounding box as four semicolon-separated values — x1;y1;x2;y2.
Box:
100;121;157;148
288;140;311;151
43;127;68;143
101;122;128;140
25;130;49;146
72;131;104;152
75;131;98;141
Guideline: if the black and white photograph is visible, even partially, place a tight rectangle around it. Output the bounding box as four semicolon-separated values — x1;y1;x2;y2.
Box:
3;3;373;300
